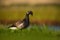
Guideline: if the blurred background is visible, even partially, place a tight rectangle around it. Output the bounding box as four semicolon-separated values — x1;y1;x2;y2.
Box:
0;1;60;40
0;0;60;26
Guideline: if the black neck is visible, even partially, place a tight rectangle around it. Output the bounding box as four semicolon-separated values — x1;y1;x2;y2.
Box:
22;14;30;27
23;14;30;23
25;14;29;22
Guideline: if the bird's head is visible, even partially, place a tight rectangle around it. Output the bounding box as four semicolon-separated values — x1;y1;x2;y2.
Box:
26;11;33;16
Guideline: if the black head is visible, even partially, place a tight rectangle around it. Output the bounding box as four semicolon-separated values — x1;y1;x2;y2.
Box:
26;11;33;16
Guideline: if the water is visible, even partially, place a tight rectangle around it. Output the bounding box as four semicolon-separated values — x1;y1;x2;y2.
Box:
48;25;60;31
38;24;60;31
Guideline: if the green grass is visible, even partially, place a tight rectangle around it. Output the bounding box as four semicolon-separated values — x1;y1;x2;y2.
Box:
0;24;60;40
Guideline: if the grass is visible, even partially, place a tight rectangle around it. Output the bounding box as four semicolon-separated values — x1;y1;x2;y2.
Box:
0;24;60;40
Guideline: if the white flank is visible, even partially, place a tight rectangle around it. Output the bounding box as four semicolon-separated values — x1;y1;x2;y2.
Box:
9;27;17;30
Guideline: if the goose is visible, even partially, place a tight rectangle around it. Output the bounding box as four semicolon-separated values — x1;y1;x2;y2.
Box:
8;11;33;30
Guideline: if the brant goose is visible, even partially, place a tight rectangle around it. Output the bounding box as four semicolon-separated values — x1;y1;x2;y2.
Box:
8;11;33;30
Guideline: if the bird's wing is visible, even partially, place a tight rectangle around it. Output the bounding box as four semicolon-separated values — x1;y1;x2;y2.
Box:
15;21;22;26
17;22;24;29
14;20;25;29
